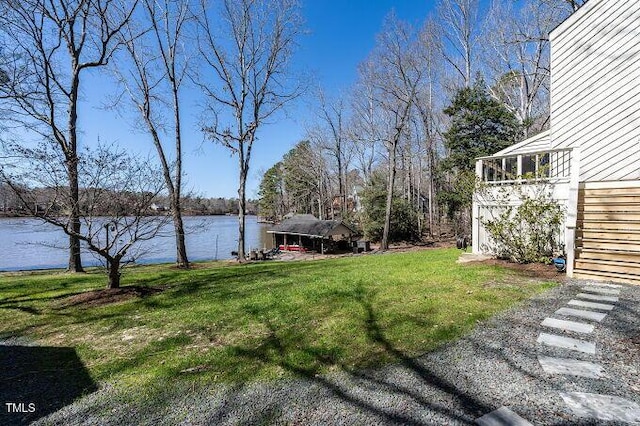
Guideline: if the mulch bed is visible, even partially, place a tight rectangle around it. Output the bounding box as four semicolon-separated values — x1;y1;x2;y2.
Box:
474;258;566;281
57;285;166;309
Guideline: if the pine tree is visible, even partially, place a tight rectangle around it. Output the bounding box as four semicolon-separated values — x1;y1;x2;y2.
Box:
442;78;521;172
439;78;521;224
257;163;284;222
282;141;319;215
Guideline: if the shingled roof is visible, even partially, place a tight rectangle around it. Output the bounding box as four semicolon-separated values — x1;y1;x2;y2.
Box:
267;214;357;238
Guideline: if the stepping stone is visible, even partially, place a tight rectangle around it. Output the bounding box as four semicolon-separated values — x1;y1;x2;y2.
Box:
537;333;596;354
538;356;605;378
582;286;621;295
576;293;618;303
585;282;622;289
475;406;533;426
568;300;615;311
555;307;607;322
541;318;594;334
560;392;640;423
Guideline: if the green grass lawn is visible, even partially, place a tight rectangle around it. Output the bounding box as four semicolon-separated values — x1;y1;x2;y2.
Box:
0;249;556;394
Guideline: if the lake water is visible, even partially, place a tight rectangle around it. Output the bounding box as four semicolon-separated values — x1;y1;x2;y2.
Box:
0;216;273;271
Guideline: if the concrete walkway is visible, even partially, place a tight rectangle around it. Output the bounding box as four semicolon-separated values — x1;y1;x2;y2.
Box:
475;281;640;425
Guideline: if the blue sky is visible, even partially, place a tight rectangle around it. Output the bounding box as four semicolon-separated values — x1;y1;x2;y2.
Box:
78;0;440;199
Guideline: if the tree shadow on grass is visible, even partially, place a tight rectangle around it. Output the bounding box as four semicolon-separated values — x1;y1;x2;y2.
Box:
0;344;97;425
142;260;357;300
0;290;95;312
0;304;41;315
224;287;493;424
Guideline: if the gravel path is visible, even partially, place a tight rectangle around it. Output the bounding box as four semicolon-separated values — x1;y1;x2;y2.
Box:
17;280;640;425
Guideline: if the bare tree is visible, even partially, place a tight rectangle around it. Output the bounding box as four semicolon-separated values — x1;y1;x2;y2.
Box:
484;0;557;137
0;47;8;87
437;0;480;89
358;15;422;250
195;0;303;260
1;143;169;289
349;65;383;184
114;0;191;267
540;0;585;12
415;17;446;237
0;0;137;272
306;90;352;218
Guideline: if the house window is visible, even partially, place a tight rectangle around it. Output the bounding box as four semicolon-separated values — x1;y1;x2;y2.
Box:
482;150;570;183
522;155;536;176
505;157;517;180
483;161;492;181
492;159;503;181
483;159;503;182
539;153;550;177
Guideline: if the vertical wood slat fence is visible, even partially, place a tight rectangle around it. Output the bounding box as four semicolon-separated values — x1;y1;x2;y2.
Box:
574;181;640;285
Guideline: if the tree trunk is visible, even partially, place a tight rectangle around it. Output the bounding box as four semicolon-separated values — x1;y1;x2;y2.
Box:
381;141;397;250
172;201;189;267
237;162;247;261
417;158;422;236
67;157;84;272
107;257;121;289
67;68;83;273
172;80;189;268
144;113;189;268
428;147;436;238
337;147;345;216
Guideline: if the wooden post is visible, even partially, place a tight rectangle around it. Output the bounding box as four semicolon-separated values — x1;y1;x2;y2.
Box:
473;159;483;254
565;148;581;278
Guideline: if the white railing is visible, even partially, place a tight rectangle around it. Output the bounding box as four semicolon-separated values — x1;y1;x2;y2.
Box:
476;148;573;184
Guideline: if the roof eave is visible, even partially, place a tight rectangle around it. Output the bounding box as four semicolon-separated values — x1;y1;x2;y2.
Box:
266;230;325;238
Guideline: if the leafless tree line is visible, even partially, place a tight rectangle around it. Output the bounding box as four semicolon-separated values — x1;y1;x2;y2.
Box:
0;0;582;284
269;0;580;246
0;0;301;281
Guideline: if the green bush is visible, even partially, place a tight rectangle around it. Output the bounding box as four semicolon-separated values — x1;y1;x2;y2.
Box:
360;172;420;243
481;185;564;263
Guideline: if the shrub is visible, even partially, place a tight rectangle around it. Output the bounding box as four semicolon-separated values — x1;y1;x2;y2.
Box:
360;172;420;243
481;184;564;263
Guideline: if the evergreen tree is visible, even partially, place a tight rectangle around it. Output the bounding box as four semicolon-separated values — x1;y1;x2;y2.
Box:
442;78;521;172
257;163;284;222
257;141;327;221
439;78;521;224
282;141;320;215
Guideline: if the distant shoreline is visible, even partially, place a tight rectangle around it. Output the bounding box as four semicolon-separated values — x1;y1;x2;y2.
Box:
0;215;272;272
0;212;259;219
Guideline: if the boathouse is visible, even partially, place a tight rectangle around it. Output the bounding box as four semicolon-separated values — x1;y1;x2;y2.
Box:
267;214;357;254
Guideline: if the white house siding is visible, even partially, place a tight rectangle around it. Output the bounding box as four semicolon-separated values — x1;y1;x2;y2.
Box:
550;0;640;182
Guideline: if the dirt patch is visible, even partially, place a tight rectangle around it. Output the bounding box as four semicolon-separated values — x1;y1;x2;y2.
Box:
270;242;457;262
167;262;221;270
57;285;166;308
471;258;566;282
379;240;456;252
